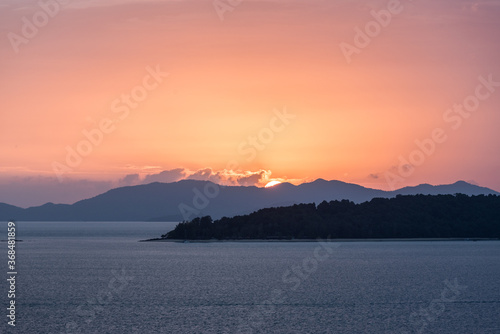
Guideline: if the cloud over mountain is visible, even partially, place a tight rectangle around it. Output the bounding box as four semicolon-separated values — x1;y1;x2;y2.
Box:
0;168;287;207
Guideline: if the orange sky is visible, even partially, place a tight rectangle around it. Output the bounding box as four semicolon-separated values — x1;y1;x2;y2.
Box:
1;0;499;207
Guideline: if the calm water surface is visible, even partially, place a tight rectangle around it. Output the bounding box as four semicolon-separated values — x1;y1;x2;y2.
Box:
1;221;499;333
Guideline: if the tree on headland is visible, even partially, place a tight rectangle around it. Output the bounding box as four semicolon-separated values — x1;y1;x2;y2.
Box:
162;194;500;240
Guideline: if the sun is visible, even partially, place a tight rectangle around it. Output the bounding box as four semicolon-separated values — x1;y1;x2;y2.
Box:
265;180;282;188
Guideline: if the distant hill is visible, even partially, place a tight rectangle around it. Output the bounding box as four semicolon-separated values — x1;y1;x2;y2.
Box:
162;194;500;240
0;179;498;221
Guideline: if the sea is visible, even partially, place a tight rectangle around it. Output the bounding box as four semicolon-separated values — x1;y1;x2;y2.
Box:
1;221;499;334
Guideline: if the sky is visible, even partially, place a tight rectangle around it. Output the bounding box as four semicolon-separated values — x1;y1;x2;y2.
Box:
1;0;499;207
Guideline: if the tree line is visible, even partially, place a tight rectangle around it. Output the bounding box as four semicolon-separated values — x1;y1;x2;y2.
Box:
162;194;500;240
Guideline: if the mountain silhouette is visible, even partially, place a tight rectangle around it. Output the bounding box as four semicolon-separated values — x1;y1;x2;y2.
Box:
0;179;498;221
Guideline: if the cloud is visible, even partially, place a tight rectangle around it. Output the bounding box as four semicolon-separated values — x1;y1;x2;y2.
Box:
117;173;141;187
0;167;305;207
118;167;273;188
187;168;214;181
237;170;272;186
186;168;273;187
142;168;187;184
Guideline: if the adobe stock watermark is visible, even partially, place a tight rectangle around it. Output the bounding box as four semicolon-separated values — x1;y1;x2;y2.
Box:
384;74;499;190
60;267;135;334
339;0;406;64
7;0;70;54
213;0;243;21
178;107;296;221
51;65;168;182
235;237;340;334
402;278;467;334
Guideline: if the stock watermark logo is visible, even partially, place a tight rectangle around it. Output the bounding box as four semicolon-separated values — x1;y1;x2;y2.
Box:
339;0;405;64
385;74;500;190
213;0;243;21
178;182;220;222
6;221;17;327
62;267;134;334
235;237;339;333
51;65;168;182
237;107;296;162
403;278;467;334
7;0;70;54
177;107;295;221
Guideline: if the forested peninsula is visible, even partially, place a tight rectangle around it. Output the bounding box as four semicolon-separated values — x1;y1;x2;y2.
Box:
160;194;500;240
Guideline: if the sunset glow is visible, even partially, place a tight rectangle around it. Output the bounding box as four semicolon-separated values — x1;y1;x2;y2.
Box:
1;0;499;207
265;181;282;188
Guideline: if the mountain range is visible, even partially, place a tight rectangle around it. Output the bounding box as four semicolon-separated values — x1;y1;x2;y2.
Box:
0;179;498;221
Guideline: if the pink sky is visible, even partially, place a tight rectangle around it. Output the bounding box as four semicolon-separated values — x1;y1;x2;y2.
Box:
1;0;499;207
